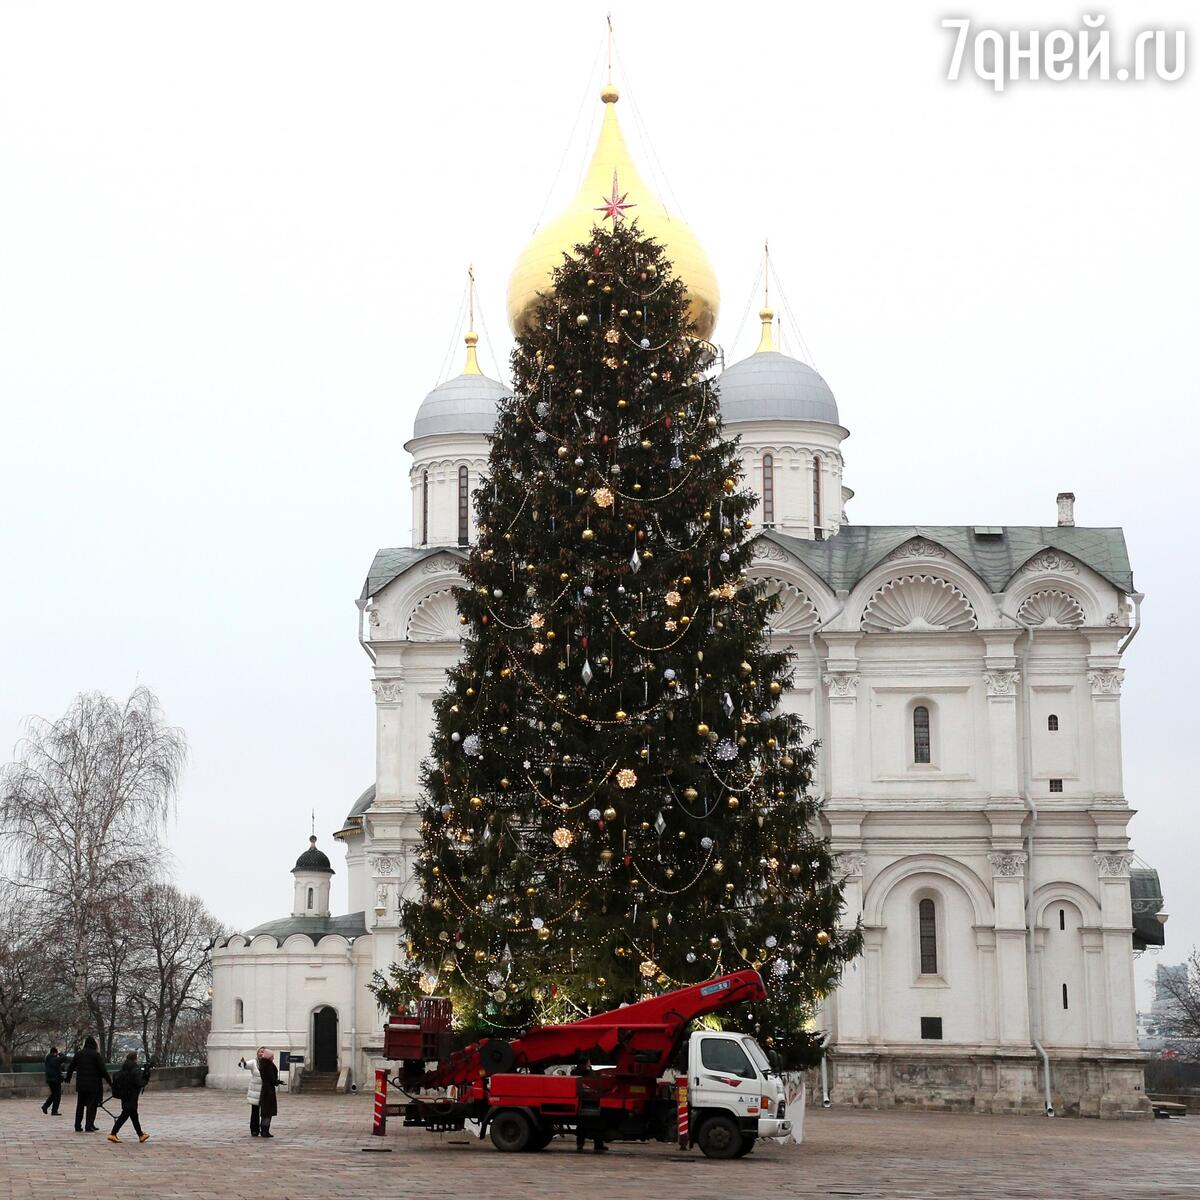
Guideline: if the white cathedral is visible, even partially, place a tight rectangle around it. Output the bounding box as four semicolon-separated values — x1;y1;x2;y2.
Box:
208;78;1164;1118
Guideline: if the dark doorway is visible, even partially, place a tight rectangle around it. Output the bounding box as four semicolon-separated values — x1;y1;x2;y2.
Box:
313;1006;338;1072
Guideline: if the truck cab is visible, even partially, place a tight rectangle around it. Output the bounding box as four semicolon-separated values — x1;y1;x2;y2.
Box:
683;1031;791;1156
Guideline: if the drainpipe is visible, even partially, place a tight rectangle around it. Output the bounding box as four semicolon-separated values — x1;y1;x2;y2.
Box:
1000;609;1054;1116
347;942;359;1090
357;598;377;664
1118;592;1144;655
807;597;847;803
807;600;845;1108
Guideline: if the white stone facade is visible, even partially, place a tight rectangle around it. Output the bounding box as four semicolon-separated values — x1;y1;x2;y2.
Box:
209;354;1153;1117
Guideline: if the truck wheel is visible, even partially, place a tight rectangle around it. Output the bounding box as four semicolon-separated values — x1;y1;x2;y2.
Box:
734;1134;756;1157
489;1109;533;1153
524;1124;554;1151
696;1114;742;1160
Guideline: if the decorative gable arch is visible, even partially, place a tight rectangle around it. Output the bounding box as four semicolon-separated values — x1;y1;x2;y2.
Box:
405;587;463;642
861;575;978;633
1017;588;1086;629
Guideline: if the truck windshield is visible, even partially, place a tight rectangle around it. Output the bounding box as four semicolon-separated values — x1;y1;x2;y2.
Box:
742;1038;772;1074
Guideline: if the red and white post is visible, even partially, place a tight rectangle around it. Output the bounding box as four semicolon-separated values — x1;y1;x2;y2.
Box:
676;1076;689;1149
373;1068;388;1136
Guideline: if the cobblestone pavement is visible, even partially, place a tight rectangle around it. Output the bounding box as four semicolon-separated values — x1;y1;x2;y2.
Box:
1;1089;1197;1200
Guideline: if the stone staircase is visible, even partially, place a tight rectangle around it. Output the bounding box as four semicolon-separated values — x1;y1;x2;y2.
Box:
300;1070;340;1093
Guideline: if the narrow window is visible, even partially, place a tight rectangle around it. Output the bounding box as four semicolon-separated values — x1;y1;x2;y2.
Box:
1062;983;1069;1010
1049;778;1063;793
457;465;470;546
1048;714;1059;732
762;454;775;527
918;898;938;975
234;998;244;1025
1059;908;1066;930
812;456;822;536
306;887;314;910
913;706;931;764
421;470;429;545
920;1017;943;1040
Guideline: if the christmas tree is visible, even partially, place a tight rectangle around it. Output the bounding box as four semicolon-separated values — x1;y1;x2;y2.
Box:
373;216;860;1066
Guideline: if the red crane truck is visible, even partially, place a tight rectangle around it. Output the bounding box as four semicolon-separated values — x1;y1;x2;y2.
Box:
382;968;792;1158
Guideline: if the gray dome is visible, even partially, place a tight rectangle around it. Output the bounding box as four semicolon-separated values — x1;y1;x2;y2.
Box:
293;837;333;875
411;372;510;440
346;783;375;823
717;351;839;426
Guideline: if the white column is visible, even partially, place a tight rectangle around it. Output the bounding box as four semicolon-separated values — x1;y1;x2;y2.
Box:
982;667;1021;802
822;670;859;801
831;853;867;1044
987;851;1032;1045
1094;852;1138;1047
1087;667;1126;802
373;675;405;807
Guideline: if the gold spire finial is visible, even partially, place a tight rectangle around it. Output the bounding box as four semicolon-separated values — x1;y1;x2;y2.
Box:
756;239;777;353
601;14;619;103
463;264;482;374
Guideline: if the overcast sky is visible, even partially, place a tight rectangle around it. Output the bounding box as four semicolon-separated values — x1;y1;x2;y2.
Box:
1;1;1196;1006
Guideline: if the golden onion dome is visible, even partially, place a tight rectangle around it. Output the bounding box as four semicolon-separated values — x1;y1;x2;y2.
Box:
506;85;720;341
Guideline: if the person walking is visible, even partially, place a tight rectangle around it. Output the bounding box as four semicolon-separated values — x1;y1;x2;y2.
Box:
41;1046;64;1115
248;1047;279;1138
107;1052;150;1144
64;1036;111;1133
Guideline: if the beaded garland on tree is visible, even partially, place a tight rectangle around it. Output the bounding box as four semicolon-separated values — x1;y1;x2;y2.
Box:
370;219;860;1066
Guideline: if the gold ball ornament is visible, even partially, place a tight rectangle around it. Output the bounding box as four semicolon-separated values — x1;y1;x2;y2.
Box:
713;860;725;874
469;796;483;810
696;723;710;737
473;949;487;962
581;528;595;542
537;926;552;941
726;796;739;810
816;930;831;946
722;479;735;494
603;805;619;820
599;848;613;864
576;313;589;326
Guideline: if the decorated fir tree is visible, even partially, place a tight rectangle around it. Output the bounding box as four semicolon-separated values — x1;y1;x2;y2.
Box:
374;217;860;1065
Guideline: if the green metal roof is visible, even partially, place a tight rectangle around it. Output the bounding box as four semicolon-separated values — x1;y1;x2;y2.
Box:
1131;868;1166;950
764;526;1133;595
360;546;467;603
235;911;369;945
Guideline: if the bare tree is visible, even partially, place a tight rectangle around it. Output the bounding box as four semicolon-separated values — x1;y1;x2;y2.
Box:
1156;949;1200;1058
0;688;187;1032
124;882;223;1063
0;884;70;1068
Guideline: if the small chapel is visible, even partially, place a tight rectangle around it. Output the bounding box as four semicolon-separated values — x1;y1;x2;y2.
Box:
207;70;1164;1116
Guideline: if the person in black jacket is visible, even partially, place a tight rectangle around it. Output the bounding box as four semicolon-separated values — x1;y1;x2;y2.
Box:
41;1046;64;1115
107;1052;151;1144
64;1036;111;1132
255;1048;280;1138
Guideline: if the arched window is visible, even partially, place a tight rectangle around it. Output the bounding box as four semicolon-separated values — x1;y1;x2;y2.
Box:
306;887;314;910
457;466;470;546
421;470;429;545
762;454;775;527
812;456;822;537
918;898;938;975
913;705;931;764
234;998;244;1025
1047;714;1059;732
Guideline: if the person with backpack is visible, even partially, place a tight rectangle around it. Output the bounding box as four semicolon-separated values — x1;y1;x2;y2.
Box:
107;1052;151;1144
64;1036;111;1133
41;1046;64;1116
